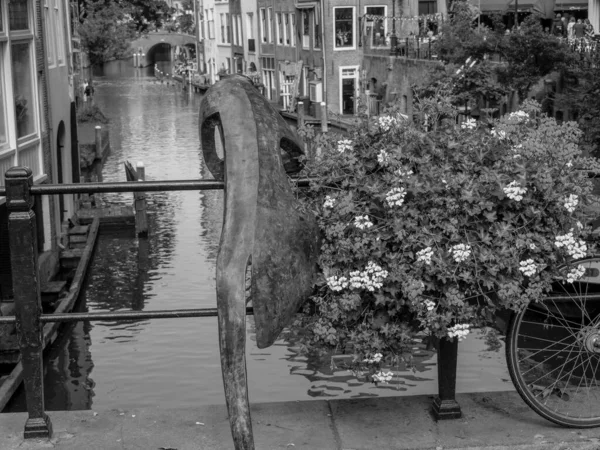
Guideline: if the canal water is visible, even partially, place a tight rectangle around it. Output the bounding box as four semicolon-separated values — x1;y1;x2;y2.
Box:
6;61;512;413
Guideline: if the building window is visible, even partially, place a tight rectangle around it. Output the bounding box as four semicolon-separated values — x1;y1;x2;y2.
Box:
365;6;387;47
43;0;55;65
276;12;282;45
220;13;230;44
8;0;28;31
0;47;7;149
12;41;34;138
53;0;64;65
267;7;273;43
418;0;437;15
260;8;266;43
302;10;309;48
1;0;41;187
283;13;289;45
334;7;355;50
208;9;214;39
313;10;321;48
234;14;240;45
261;57;275;100
290;13;295;47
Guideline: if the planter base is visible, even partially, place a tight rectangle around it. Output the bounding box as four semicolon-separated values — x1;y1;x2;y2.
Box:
432;396;462;420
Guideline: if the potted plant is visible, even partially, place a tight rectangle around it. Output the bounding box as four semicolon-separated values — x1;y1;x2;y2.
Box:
293;99;600;384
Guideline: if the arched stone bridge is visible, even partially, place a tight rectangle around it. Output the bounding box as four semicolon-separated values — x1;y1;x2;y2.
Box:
130;31;196;67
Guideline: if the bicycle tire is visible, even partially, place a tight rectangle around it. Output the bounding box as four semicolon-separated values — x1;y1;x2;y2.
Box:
506;257;600;428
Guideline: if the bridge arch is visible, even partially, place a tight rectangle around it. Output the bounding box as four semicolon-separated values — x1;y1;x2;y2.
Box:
130;32;196;68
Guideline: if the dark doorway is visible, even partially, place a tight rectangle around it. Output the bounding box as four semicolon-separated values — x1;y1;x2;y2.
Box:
342;78;355;115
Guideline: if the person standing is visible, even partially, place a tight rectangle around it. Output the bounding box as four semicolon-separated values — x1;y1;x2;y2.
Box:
574;19;586;39
552;14;566;37
568;17;576;40
584;19;595;39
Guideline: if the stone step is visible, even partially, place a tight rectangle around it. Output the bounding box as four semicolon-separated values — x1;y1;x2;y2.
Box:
60;248;84;270
70;234;88;244
41;281;67;304
68;225;89;236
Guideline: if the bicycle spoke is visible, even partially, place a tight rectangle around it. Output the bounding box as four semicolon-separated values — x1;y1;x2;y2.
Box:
518;333;578;364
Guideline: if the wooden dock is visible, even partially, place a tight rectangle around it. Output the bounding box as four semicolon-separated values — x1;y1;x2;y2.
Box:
77;205;135;226
0;218;101;411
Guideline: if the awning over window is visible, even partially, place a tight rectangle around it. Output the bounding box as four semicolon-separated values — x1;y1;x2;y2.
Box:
554;0;588;9
295;1;318;9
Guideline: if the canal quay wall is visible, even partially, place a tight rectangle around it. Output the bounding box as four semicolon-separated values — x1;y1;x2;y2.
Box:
1;392;599;450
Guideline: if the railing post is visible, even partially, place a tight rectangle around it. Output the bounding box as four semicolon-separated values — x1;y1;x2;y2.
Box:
134;162;148;237
320;102;328;133
94;125;102;160
297;101;305;128
5;167;53;439
432;336;462;420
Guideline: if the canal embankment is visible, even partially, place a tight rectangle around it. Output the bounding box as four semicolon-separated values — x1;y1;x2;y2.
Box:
1;391;598;450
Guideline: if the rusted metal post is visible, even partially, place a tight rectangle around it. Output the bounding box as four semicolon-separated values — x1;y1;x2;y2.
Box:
134;162;148;237
297;101;305;128
432;337;462;420
320;102;328;133
5;167;53;439
94;126;102;160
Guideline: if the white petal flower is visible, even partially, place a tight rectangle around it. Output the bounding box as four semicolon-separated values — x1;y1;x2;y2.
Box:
323;195;336;209
503;181;527;202
385;187;407;208
416;247;434;265
451;244;471;263
354;215;373;230
337;139;353;153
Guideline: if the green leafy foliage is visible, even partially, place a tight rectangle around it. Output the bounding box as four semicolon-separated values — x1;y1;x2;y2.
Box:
79;0;137;67
293;100;600;367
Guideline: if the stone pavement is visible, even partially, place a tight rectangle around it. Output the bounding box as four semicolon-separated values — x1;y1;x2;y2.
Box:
1;391;600;450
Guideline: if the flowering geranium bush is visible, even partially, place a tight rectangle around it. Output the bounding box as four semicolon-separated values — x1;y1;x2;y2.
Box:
293;100;600;373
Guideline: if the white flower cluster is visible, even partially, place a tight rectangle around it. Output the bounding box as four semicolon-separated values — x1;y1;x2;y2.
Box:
378;115;397;131
326;275;349;292
461;117;477;130
363;353;383;364
577;221;584;229
372;371;394;383
396;168;414;178
377;150;390;166
451;244;471;263
566;161;573;168
555;231;587;259
447;323;471;341
508;110;530;123
566;265;586;283
564;194;579;213
348;261;389;291
416;247;434;265
519;259;537;277
323;195;336;209
337;139;353;153
491;128;507;140
503;181;527;202
385;187;407;207
424;299;436;312
354;215;374;230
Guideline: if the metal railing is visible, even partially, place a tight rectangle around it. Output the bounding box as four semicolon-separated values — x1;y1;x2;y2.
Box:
0;166;310;438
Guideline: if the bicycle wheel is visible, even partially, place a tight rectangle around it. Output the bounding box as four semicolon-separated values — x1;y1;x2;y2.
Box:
506;257;600;427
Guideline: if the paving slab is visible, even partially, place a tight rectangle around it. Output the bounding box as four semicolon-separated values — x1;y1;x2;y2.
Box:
1;392;600;450
329;391;600;450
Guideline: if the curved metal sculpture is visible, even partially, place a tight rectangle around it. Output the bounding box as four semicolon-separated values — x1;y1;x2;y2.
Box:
199;75;319;449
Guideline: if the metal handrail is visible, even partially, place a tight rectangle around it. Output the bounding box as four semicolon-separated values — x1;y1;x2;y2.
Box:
0;307;255;324
0;177;313;196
